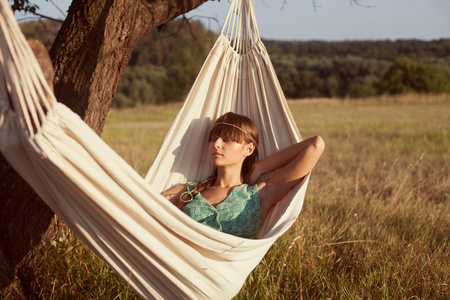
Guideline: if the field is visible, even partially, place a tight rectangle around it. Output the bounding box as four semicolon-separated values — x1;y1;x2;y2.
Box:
34;95;449;299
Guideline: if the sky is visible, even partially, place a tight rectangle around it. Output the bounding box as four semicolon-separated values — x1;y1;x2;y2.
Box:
14;0;450;41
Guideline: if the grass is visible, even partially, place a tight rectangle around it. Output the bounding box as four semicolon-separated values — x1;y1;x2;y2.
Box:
27;94;450;299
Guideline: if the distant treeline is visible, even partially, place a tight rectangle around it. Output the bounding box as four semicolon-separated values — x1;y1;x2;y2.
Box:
265;39;450;98
20;19;450;107
265;39;450;60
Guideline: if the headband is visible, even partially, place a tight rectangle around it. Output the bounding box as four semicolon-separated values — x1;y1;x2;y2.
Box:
213;122;258;146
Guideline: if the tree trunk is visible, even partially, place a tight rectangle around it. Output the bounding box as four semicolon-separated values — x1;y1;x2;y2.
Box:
0;0;207;297
51;0;208;133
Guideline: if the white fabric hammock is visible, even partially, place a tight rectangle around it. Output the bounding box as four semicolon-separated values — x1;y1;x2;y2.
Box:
0;0;309;299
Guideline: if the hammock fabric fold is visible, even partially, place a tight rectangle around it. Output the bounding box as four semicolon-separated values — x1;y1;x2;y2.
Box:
0;0;309;299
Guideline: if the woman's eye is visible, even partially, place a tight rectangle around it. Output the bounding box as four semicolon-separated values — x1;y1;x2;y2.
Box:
223;137;235;143
210;136;236;143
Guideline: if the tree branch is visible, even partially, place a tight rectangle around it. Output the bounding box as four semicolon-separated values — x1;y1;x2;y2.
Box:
23;11;64;23
183;15;219;50
9;0;65;22
49;0;67;18
349;0;375;8
312;0;321;12
311;0;374;11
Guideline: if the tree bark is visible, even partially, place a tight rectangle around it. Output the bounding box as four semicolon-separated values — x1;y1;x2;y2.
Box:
51;0;208;133
0;0;207;297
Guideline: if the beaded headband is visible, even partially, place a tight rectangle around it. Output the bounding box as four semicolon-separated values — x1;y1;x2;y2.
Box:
212;122;258;146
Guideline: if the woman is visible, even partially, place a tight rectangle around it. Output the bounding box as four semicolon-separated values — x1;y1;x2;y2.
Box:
163;112;324;238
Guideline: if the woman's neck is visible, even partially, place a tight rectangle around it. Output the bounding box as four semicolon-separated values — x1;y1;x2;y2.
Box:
213;166;243;188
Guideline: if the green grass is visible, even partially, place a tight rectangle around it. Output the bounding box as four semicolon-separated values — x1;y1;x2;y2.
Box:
101;103;182;175
30;94;449;299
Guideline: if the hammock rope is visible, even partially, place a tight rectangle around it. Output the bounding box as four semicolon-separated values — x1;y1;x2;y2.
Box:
0;0;309;299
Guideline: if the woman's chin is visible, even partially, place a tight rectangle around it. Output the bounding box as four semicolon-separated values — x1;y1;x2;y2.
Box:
210;160;220;167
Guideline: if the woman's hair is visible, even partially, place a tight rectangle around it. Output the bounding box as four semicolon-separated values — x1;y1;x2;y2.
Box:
177;112;259;209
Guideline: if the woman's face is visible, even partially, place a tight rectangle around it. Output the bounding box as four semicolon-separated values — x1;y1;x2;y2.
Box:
209;135;253;168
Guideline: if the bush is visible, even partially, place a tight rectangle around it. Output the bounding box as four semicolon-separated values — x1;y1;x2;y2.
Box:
377;57;450;95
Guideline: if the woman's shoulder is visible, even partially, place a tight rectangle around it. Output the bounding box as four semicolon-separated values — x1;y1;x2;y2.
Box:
162;183;187;195
236;183;259;197
162;183;191;205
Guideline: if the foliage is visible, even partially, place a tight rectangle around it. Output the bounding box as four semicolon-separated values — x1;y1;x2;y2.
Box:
377;56;450;95
19;18;450;106
114;19;216;106
19;19;61;49
265;39;450;60
9;0;38;14
32;95;450;299
267;40;450;99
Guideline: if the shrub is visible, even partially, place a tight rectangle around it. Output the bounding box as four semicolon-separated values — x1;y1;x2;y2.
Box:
377;57;450;95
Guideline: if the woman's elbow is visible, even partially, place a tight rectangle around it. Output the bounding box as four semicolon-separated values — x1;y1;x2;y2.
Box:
310;135;325;153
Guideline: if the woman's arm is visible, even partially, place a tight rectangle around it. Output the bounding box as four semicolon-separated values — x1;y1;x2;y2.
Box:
252;136;325;219
162;184;188;206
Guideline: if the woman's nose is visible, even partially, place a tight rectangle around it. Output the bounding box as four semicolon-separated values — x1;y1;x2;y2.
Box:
214;138;223;148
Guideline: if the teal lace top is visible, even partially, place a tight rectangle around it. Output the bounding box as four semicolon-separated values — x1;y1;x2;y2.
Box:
182;183;264;239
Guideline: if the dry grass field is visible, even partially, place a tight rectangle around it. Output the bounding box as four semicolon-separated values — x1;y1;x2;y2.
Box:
32;94;449;299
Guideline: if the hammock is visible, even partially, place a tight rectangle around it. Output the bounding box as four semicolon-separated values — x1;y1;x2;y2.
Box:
0;0;309;299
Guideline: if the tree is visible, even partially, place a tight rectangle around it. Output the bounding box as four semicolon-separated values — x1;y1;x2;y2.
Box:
0;0;208;298
377;56;450;95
